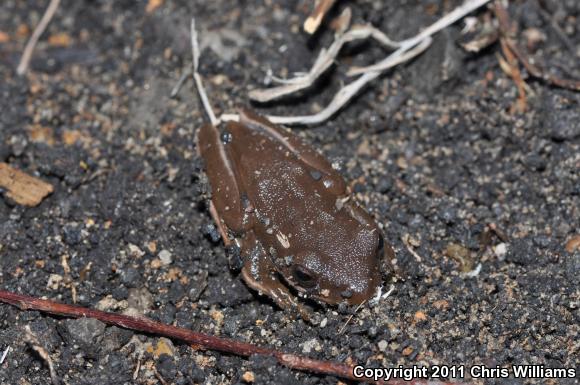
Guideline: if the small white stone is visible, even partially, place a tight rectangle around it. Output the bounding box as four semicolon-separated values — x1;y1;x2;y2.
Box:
301;338;321;354
158;249;173;266
494;243;507;259
47;274;63;290
378;340;388;352
128;243;145;258
276;232;290;248
96;295;127;311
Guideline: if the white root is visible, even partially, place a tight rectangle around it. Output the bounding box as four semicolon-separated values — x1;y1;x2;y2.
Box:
190;18;219;126
348;0;493;75
252;0;493;126
191;0;493;126
249;23;402;103
265;38;432;126
16;0;61;76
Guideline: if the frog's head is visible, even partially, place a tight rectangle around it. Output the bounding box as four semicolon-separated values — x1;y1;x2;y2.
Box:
271;205;393;305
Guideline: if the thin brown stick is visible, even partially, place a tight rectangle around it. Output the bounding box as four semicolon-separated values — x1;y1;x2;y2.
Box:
493;1;580;92
498;39;528;113
538;8;576;55
153;366;169;385
17;0;61;76
505;38;580;91
0;289;467;385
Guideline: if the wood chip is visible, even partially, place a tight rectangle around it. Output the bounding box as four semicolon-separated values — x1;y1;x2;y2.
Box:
146;0;164;13
432;299;450;310
414;311;427;321
0;163;53;206
402;346;414;356
242;371;255;383
0;31;9;43
565;235;580;253
48;32;71;47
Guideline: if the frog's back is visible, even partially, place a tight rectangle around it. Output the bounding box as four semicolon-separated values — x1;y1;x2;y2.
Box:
223;117;382;302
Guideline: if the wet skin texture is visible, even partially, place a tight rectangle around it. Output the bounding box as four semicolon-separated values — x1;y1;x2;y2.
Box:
197;110;393;319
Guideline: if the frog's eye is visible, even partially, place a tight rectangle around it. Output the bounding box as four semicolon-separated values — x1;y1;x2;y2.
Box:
376;233;385;259
292;265;317;288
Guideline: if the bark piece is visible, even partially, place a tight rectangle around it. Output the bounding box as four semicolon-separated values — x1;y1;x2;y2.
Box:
0;163;53;206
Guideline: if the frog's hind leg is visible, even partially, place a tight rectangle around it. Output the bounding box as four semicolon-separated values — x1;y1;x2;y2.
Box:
240;232;313;321
208;201;231;246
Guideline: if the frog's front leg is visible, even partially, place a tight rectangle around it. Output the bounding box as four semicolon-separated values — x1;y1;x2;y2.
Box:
239;231;313;321
197;123;246;236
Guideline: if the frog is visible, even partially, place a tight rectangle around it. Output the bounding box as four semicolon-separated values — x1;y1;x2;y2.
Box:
196;109;393;320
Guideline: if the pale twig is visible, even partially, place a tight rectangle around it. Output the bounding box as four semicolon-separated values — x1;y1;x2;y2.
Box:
304;0;337;34
265;38;431;126
348;0;493;75
24;326;59;385
190;18;218;126
464;263;482;278
0;346;9;365
17;0;61;76
402;235;423;263
132;350;143;380
170;68;192;98
253;0;491;126
331;6;352;35
153;366;169;385
338;300;366;335
220;113;240;122
249;22;401;103
382;284;395;300
372;284;396;304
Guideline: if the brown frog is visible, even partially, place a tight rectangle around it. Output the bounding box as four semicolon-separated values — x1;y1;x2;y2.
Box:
197;109;392;319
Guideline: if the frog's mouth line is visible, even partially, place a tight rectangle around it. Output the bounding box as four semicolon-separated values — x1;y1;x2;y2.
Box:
272;268;358;308
273;270;333;308
269;252;383;306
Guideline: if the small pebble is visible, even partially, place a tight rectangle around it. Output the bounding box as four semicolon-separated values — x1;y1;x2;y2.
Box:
242;371;255;383
378;340;388;352
158;249;172;265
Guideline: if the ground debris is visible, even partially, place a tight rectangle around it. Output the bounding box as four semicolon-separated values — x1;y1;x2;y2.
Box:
0;162;53;206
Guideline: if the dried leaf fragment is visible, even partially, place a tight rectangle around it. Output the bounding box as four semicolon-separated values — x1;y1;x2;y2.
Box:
444;242;475;272
0;163;53;206
0;31;9;43
242;371;255;383
565;235;580;253
48;32;71;47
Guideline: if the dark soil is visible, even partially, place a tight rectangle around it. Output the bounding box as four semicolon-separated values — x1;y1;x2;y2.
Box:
0;1;578;385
